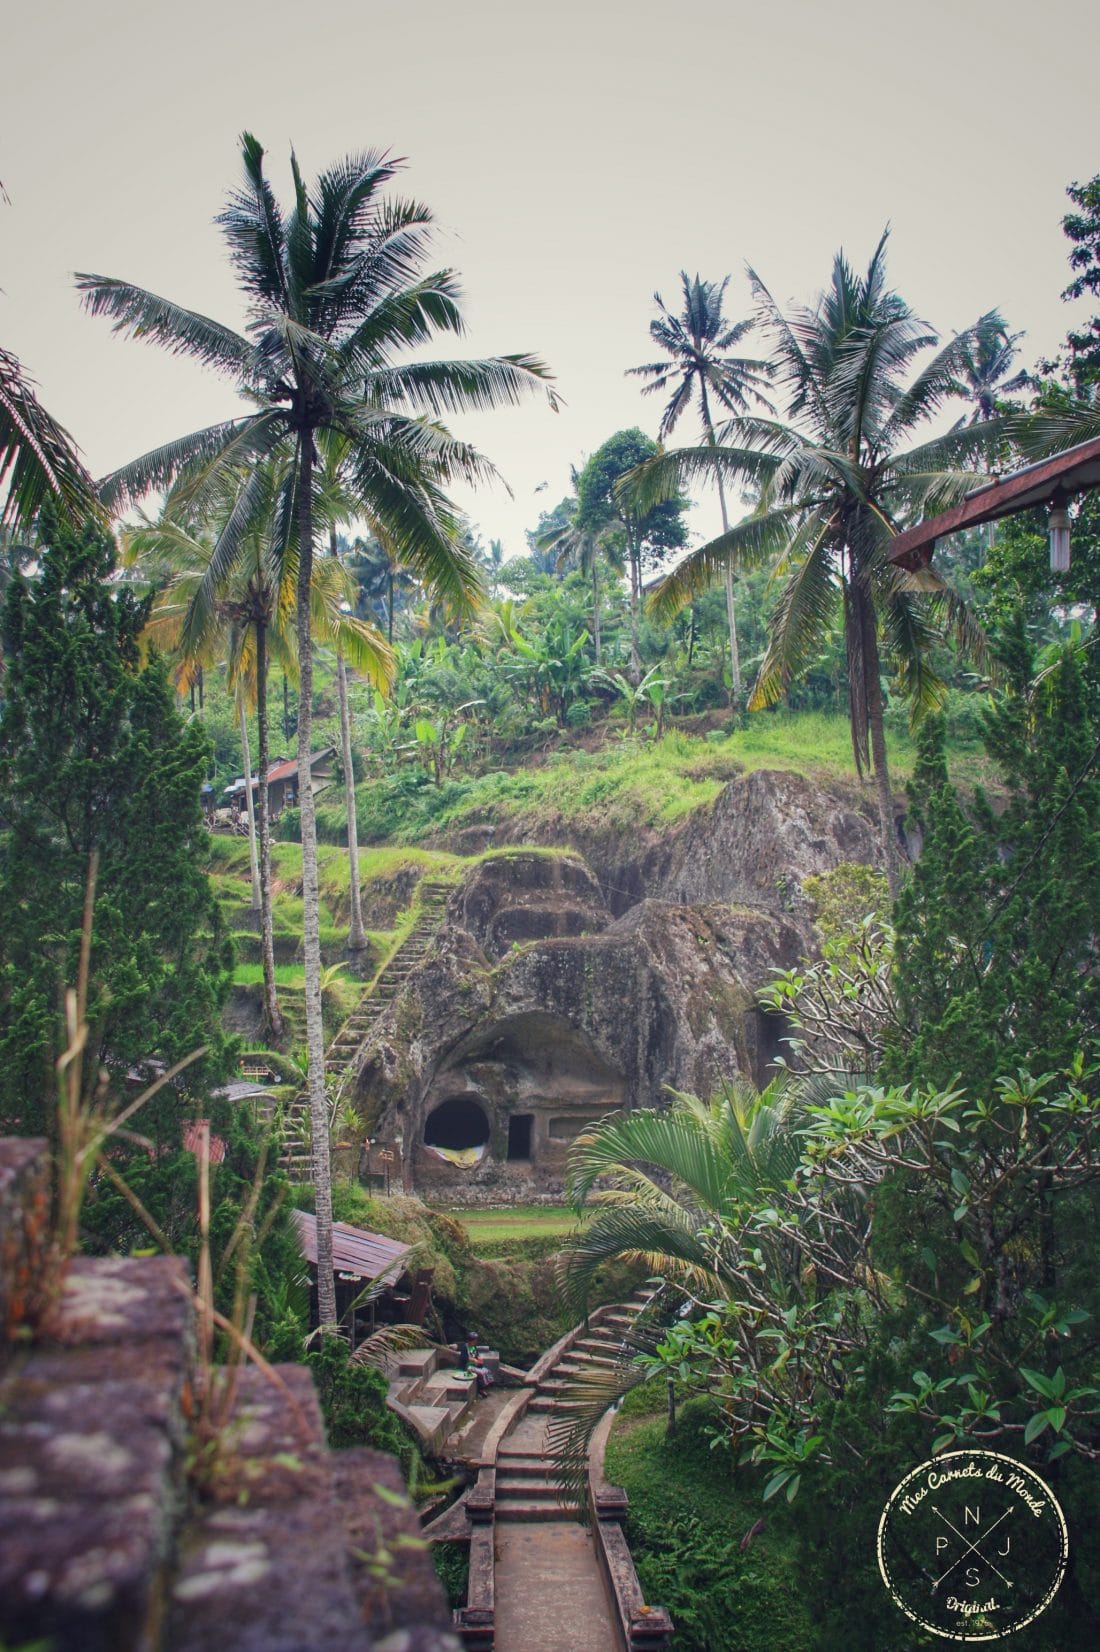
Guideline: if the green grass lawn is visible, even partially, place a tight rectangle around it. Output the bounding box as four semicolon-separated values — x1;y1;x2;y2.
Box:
435;1204;587;1244
232;961;305;987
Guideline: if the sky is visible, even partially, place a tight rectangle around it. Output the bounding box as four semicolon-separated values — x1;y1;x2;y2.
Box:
2;0;1098;557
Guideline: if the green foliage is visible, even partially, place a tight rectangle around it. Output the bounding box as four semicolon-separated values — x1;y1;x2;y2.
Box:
802;860;891;942
0;510;234;1134
886;633;1100;1091
604;1399;814;1652
431;1541;469;1609
575;428;687;567
80;1102;307;1357
304;1335;422;1480
1060;172;1100;386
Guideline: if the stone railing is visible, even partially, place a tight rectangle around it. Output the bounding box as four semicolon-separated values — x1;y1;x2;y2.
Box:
0;1137;459;1652
588;1410;674;1651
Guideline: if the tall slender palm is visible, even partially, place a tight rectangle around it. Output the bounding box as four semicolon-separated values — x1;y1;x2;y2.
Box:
78;134;554;1325
628;273;772;703
125;465;391;1038
639;236;1014;893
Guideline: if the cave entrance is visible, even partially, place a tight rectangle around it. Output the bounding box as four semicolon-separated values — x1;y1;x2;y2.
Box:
424;1097;490;1151
507;1114;533;1161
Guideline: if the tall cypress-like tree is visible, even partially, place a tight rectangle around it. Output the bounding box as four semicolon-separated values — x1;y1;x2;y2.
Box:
886;619;1100;1091
0;508;233;1136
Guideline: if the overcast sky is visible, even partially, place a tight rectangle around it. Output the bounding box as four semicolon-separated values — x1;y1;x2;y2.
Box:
3;0;1098;556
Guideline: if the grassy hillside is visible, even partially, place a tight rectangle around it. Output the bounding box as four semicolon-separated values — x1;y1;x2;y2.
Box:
296;712;996;849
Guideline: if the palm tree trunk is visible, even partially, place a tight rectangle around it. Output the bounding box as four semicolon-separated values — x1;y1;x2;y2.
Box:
701;385;741;707
255;619;284;1041
337;648;367;956
859;591;901;898
296;432;338;1331
329;530;368;960
591;557;602;666
387;571;394;645
628;542;642;683
238;698;261;912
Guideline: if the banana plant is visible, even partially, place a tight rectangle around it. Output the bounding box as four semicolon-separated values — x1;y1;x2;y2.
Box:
592;663;670;736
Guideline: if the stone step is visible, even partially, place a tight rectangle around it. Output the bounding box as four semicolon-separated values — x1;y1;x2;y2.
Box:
495;1472;565;1494
493;1498;580;1524
395;1348;439;1380
554;1359;620;1379
496;1480;576;1504
422;1371;475;1406
404;1404;452;1456
495;1457;558;1478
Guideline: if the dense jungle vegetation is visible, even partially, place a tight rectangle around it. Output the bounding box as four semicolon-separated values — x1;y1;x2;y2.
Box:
3;141;1100;1648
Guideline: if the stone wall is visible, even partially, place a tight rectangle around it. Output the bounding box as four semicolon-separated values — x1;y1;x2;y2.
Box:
0;1138;457;1652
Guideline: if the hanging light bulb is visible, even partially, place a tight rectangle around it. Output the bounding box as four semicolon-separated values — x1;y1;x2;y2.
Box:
1049;491;1071;574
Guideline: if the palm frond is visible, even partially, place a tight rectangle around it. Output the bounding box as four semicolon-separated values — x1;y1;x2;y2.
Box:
0;347;99;528
648;503;806;622
75;275;250;377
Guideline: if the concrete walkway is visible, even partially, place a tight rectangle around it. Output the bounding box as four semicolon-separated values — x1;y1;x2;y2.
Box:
490;1325;633;1652
493;1522;614;1652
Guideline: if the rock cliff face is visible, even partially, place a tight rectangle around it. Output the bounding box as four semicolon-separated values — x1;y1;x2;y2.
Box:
353;765;882;1201
433;766;884;918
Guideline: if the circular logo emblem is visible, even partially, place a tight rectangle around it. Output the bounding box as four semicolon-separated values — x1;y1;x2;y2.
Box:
877;1449;1068;1641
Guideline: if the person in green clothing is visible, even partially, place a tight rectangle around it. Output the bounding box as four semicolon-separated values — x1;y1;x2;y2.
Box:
459;1332;492;1396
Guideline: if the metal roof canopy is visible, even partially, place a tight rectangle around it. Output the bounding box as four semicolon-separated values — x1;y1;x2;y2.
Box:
888;434;1100;571
291;1208;411;1282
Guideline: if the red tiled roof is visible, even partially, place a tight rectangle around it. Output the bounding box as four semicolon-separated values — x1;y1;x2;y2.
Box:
291;1208;411;1282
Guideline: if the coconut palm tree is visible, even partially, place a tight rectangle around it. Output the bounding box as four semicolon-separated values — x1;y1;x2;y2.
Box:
125;463;392;1039
1;346;98;531
639;236;1017;893
628;273;772;704
77;135;554;1325
955;310;1030;423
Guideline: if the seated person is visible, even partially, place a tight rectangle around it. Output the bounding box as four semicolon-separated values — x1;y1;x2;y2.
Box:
458;1332;492;1396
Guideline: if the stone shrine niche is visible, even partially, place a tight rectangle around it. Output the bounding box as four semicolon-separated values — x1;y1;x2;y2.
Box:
411;1010;625;1202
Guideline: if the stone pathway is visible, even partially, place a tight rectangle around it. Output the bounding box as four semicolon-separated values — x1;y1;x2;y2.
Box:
485;1293;655;1650
493;1523;612;1652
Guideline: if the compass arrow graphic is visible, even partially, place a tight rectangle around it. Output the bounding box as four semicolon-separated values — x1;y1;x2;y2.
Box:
930;1504;1015;1593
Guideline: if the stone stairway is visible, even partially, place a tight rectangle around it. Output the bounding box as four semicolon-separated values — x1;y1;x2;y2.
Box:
387;1344;480;1456
494;1290;653;1528
448;1291;665;1650
0;1137;456;1652
264;878;452;1180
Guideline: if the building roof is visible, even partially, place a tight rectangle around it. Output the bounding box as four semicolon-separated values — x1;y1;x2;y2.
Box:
222;748;335;796
291;1208;411;1282
888;435;1100;570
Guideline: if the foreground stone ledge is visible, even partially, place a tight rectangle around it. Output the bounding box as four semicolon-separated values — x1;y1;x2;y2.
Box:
333;1446;457;1648
0;1255;191;1652
167;1364;371;1652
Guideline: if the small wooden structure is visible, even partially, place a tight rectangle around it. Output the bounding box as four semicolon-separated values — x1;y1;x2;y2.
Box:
291;1208;431;1344
222;748;336;817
